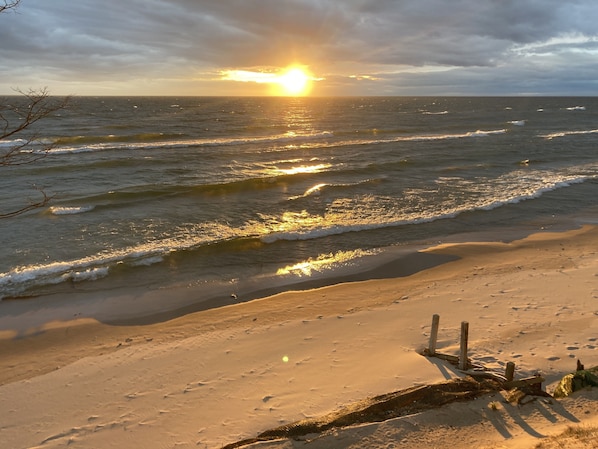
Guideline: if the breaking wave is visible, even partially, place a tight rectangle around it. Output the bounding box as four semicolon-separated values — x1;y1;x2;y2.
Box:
48;206;95;215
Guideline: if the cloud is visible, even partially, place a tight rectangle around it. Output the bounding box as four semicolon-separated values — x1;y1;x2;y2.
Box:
1;0;598;95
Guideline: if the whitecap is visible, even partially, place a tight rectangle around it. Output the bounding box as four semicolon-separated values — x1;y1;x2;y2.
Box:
45;130;336;156
542;129;598;140
465;129;507;137
130;256;164;267
0;138;27;148
68;267;110;283
303;183;327;197
49;205;95;215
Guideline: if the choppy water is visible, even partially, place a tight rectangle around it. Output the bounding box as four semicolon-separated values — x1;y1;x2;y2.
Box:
1;96;598;307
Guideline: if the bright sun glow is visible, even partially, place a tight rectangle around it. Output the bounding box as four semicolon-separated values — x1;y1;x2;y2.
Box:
221;65;314;96
277;68;310;96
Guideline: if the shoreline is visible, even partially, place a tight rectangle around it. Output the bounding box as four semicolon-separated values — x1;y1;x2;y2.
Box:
1;224;598;448
0;241;461;332
0;224;595;380
0;219;575;332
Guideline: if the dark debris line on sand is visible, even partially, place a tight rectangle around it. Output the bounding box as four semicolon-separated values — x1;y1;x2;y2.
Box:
221;377;501;449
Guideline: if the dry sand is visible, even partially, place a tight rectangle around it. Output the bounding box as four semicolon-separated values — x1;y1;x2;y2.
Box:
1;225;597;448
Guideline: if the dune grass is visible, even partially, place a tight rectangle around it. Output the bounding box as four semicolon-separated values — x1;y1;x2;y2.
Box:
534;425;598;449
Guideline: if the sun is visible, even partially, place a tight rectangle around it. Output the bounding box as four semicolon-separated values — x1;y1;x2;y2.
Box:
221;65;315;96
276;67;311;96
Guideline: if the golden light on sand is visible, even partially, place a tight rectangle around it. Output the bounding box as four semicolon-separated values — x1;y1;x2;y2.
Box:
221;65;314;96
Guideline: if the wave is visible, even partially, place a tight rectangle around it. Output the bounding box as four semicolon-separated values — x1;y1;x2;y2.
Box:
353;128;507;144
53;132;187;145
290;129;509;154
565;106;586;111
292;183;327;199
0;138;27;148
66;172;337;208
62;165;396;211
41;127;509;158
508;120;526;126
70;267;110;282
48;205;95;215
0;210;296;298
288;178;384;201
45;131;335;155
2;169;593;299
542;129;598;140
0;222;242;299
422;110;449;115
53;158;390;209
0;245;166;298
261;173;592;244
388;128;506;141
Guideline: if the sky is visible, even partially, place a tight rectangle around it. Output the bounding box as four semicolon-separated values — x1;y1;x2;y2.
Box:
1;0;598;96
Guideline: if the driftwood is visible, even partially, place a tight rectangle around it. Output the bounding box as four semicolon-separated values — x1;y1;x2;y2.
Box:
222;377;502;449
422;349;460;365
503;375;544;390
223;372;552;448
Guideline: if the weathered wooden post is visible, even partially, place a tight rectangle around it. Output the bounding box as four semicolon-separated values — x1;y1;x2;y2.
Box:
459;321;469;370
428;314;440;356
505;362;516;382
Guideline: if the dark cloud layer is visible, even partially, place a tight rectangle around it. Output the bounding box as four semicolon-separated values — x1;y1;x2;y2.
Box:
1;0;597;95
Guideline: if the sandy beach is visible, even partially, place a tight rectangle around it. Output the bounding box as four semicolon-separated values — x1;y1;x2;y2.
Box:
1;225;598;448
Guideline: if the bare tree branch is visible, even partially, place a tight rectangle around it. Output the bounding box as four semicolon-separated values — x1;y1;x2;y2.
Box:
0;0;20;14
0;89;69;218
0;2;70;218
0;187;53;219
1;87;71;167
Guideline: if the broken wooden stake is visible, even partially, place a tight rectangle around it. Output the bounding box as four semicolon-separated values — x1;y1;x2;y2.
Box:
459;321;469;370
428;314;440;356
421;315;546;395
505;362;515;382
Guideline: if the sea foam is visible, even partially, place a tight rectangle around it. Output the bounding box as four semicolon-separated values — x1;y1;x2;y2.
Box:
542;129;598;140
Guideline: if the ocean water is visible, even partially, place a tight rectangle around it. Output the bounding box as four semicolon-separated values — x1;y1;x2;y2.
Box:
1;96;598;310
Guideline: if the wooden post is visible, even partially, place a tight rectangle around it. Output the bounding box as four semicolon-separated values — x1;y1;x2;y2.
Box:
428;314;440;356
459;321;469;370
505;362;515;382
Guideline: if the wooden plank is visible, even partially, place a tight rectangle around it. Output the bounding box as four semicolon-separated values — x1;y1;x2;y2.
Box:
460;370;507;382
430;352;460;364
503;376;545;389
